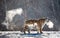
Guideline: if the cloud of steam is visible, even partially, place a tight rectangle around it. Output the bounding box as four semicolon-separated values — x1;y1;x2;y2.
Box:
6;8;23;22
2;8;23;30
46;20;54;28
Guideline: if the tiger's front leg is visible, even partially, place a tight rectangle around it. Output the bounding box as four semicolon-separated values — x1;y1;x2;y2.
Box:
40;27;43;33
37;27;43;34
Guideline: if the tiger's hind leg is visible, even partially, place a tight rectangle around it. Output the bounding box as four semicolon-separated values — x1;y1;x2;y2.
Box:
23;27;26;34
26;27;30;34
23;25;30;34
24;28;30;34
23;25;28;34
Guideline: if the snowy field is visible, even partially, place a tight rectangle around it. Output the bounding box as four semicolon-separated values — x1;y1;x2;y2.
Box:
0;31;60;38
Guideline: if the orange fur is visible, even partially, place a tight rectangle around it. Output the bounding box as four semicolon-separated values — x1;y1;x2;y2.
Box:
24;19;46;33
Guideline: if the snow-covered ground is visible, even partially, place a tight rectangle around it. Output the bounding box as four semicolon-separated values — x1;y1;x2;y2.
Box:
0;31;60;38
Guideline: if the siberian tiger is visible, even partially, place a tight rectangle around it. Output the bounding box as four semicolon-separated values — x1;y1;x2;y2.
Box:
23;18;54;34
